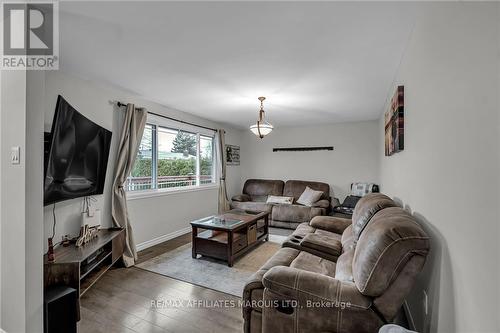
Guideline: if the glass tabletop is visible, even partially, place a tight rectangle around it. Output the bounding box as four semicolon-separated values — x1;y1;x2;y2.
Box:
191;215;244;229
224;209;263;216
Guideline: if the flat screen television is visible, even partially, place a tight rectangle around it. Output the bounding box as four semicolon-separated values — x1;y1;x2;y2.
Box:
44;95;112;206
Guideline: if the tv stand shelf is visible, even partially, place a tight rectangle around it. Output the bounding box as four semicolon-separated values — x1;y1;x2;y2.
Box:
44;228;125;297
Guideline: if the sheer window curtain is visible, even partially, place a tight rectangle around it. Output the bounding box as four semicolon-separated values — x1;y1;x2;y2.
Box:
111;103;147;267
216;129;230;213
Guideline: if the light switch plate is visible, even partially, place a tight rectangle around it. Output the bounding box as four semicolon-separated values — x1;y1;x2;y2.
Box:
11;146;20;164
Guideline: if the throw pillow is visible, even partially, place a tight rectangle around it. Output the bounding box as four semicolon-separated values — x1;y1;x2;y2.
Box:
297;186;324;207
266;195;294;205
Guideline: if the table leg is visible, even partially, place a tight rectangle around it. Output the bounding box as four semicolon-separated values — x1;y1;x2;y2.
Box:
227;231;233;267
191;226;197;259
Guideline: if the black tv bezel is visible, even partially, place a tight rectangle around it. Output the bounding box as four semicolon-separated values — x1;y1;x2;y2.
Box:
43;95;112;206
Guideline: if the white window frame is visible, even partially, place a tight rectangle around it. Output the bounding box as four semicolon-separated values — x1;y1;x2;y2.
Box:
126;114;218;200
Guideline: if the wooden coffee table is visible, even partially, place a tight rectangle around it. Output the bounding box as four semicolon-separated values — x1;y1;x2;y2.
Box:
190;209;270;267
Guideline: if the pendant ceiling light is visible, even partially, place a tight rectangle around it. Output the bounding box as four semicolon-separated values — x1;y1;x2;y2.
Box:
250;97;273;139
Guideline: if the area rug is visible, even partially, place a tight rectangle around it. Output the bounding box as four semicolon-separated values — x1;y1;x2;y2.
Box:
136;234;287;297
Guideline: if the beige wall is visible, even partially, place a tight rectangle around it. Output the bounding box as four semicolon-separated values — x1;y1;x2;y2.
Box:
240;121;380;201
25;71;45;333
498;2;500;322
1;70;28;333
0;70;45;332
43;71;243;250
379;3;499;332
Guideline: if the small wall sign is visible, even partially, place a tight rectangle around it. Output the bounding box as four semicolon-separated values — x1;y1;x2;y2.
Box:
226;144;240;165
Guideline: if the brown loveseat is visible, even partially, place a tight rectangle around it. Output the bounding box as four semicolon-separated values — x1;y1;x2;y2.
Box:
231;179;331;229
242;193;430;333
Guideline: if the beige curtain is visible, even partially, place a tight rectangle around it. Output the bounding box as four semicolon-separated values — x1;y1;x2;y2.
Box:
217;129;230;213
111;103;147;267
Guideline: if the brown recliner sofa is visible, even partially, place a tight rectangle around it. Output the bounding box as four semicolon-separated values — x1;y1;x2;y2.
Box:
242;193;430;333
231;179;285;213
231;179;330;229
282;193;397;261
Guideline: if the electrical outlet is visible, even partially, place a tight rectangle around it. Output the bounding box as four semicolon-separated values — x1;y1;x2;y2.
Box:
423;290;428;316
11;146;20;164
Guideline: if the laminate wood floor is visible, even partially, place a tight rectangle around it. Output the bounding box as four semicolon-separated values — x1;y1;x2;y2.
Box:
78;233;244;333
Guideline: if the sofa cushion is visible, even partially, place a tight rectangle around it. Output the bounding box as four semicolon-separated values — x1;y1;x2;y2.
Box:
351;193;397;242
271;204;324;223
250;195;269;203
283;222;343;261
269;220;302;230
261;266;373;311
283;180;330;201
353;207;430;297
310;215;351;234
296;186;324;206
292;222;316;237
290;251;337;278
232;194;251;202
243;179;285;200
311;199;330;208
283;227;342;262
300;233;342;258
243;247;300;312
341;225;355;251
335;249;354;282
230;201;272;213
314;229;342;241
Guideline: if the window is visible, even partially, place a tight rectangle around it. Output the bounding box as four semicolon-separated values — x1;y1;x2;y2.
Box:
128;124;155;191
199;135;214;185
125;117;216;193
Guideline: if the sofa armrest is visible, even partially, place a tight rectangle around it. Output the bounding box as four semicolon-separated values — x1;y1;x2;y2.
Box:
311;199;330;209
261;266;376;333
262;266;371;309
310;215;351;234
232;194;251;202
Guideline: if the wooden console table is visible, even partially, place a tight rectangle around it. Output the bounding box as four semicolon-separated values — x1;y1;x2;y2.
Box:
44;228;125;297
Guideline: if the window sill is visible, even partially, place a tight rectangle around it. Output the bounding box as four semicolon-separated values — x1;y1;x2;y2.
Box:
126;184;219;201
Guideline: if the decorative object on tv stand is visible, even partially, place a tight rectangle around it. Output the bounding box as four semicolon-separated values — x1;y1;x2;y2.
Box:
250;96;273;138
226;144;240;165
76;225;100;247
384;85;404;156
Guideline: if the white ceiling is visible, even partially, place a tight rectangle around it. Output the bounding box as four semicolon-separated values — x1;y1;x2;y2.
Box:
59;1;419;128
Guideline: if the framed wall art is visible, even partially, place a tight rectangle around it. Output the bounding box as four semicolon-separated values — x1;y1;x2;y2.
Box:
226;144;240;165
385;85;404;156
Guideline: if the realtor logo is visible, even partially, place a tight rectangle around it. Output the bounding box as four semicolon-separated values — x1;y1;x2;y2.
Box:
1;1;59;70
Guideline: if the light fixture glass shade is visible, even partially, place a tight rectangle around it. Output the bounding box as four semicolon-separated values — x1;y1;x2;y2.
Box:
250;121;273;138
250;96;274;138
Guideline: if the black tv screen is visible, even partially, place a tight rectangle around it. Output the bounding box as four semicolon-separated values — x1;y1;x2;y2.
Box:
44;95;112;206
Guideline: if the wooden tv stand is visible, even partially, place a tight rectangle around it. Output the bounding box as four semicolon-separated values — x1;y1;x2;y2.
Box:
44;228;125;298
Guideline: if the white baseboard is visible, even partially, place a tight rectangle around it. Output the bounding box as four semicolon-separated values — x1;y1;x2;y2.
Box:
136;227;191;251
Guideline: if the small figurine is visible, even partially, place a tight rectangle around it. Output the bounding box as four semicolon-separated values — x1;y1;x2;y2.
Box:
76;224;100;247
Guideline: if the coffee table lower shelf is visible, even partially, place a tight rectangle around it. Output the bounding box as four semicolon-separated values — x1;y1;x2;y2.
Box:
191;211;269;267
